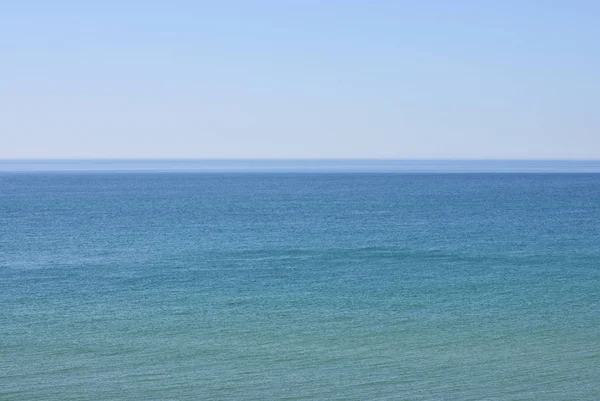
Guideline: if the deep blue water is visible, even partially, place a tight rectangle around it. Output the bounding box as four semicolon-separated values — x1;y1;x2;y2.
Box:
1;169;599;400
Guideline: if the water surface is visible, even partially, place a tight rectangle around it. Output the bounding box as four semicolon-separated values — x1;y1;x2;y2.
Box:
1;168;599;400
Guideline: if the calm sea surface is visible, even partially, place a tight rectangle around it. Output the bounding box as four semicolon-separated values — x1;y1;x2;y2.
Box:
1;162;599;400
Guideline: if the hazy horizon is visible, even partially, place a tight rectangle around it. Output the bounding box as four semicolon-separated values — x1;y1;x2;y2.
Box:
3;159;600;173
2;157;600;161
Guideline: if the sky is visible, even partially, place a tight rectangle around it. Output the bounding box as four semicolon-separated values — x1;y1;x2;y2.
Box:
1;1;599;159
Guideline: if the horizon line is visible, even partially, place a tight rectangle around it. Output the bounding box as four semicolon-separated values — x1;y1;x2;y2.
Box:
2;158;600;162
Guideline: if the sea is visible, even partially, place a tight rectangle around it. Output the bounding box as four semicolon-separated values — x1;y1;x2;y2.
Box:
1;160;599;400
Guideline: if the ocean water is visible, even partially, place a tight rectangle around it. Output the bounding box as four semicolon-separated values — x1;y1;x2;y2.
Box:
1;165;599;400
2;159;600;173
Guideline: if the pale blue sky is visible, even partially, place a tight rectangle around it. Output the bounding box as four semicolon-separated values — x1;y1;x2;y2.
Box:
2;1;599;159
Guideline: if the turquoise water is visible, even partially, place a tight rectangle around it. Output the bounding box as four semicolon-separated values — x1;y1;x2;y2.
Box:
1;168;599;400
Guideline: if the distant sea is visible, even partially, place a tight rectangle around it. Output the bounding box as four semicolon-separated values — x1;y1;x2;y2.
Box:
1;160;599;400
2;159;600;173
